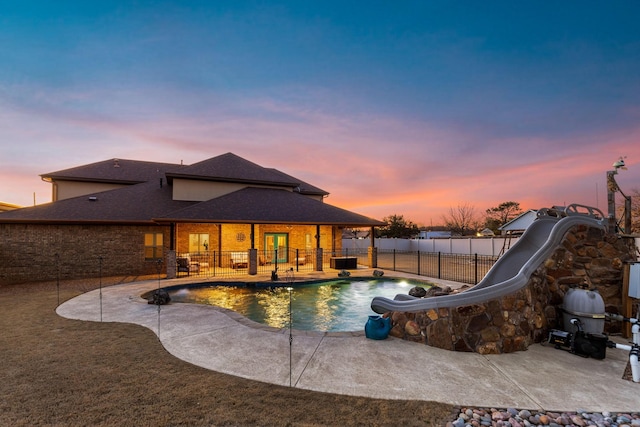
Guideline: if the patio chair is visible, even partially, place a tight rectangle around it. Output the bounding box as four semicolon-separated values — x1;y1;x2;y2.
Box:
230;252;248;269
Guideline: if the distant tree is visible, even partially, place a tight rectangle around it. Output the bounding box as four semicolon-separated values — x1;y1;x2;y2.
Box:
442;203;481;236
484;201;523;233
377;214;419;238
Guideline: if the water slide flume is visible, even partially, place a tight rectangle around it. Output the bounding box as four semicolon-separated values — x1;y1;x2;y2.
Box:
371;204;606;314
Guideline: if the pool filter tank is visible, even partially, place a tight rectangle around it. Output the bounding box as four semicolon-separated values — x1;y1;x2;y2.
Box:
562;288;605;335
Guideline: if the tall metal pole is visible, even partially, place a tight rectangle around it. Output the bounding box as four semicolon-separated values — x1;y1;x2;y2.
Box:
287;286;293;387
98;256;103;322
607;170;617;234
156;259;163;339
55;253;60;307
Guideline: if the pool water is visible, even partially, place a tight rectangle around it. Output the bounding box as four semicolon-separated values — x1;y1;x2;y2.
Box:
165;278;430;332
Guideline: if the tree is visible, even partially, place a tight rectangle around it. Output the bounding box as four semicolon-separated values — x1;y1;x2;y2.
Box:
442;203;481;236
377;214;419;238
484;201;523;233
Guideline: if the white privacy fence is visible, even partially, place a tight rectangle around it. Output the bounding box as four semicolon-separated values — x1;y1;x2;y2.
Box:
342;236;521;256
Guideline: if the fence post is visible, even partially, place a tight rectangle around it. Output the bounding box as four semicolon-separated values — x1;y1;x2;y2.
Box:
417;250;421;276
474;253;478;284
438;252;441;279
393;249;396;271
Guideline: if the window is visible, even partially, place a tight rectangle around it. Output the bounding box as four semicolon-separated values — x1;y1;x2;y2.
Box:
189;233;209;253
144;233;163;260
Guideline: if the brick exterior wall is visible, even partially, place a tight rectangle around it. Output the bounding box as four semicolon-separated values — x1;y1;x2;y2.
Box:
0;222;343;285
0;223;170;285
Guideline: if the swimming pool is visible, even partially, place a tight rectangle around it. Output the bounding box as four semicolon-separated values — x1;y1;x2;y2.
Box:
162;278;431;332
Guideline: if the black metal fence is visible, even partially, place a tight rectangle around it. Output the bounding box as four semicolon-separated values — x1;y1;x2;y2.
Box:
175;248;315;279
166;248;499;284
375;249;498;285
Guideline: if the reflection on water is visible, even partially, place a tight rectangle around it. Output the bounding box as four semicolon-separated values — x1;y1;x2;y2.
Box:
166;279;429;332
313;284;340;331
256;288;291;329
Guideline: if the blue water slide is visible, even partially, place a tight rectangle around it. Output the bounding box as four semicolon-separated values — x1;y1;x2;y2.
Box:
371;204;606;314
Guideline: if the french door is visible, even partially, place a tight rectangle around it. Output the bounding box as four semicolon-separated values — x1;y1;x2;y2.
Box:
264;233;288;263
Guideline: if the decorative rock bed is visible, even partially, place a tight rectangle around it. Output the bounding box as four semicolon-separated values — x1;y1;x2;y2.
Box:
383;225;637;354
446;407;640;427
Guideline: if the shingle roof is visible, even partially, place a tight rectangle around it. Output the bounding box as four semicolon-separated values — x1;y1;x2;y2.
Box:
264;168;328;196
2;153;379;226
166;152;304;187
156;187;384;226
40;153;329;195
0;180;195;224
41;158;180;184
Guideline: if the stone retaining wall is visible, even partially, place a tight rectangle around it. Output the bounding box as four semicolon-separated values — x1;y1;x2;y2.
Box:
385;225;637;354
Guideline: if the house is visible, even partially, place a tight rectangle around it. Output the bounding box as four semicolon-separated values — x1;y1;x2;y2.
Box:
498;209;538;236
417;230;452;239
0;153;384;285
0;202;21;212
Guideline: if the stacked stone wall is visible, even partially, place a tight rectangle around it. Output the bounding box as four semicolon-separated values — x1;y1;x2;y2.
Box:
386;224;636;354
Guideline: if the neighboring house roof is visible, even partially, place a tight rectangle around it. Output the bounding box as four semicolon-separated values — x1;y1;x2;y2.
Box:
498;209;538;233
479;228;495;236
1;153;380;227
0;201;21;212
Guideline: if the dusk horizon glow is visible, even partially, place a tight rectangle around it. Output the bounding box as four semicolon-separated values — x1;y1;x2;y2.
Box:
1;1;639;226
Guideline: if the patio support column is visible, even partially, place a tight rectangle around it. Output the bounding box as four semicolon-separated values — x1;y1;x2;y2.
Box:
248;248;258;275
368;226;377;268
315;225;323;271
315;248;323;271
250;223;255;249
166;250;177;279
316;225;321;248
217;224;223;267
368;247;377;269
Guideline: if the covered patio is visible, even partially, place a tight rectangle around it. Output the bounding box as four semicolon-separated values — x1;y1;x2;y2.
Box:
155;187;384;278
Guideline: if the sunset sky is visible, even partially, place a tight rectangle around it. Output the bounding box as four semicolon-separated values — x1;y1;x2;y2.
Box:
1;1;639;226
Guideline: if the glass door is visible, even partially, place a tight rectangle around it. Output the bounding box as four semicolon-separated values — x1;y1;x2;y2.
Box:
264;233;288;263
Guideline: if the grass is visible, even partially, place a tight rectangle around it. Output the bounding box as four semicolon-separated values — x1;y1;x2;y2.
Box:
0;277;455;426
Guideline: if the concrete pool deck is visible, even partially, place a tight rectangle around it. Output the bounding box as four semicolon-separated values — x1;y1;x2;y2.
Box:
56;271;639;412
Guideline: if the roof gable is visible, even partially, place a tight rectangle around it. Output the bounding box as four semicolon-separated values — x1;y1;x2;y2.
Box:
499;210;538;232
166;153;300;187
